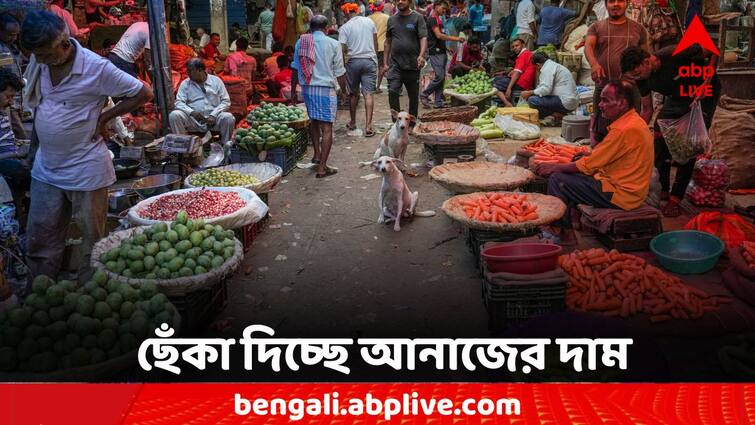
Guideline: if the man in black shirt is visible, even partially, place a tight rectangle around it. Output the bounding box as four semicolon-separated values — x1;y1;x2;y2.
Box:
420;0;464;108
384;0;428;120
621;44;720;217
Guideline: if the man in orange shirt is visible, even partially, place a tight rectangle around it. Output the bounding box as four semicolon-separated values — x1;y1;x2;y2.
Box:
264;42;285;78
536;80;653;244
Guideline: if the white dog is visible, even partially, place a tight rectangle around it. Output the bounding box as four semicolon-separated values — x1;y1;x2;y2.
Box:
374;156;435;231
373;110;414;163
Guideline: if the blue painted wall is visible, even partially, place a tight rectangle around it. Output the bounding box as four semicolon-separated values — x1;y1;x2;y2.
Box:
186;0;247;32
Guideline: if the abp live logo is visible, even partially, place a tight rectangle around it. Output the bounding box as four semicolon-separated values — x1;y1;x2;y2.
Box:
673;16;719;99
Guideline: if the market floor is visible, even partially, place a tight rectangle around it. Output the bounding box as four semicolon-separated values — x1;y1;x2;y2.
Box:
216;93;493;341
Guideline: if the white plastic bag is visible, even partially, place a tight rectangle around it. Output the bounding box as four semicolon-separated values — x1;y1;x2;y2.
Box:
127;187;269;229
494;113;541;140
657;102;712;164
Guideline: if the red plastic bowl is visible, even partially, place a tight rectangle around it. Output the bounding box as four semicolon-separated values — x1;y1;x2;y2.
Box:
481;243;563;274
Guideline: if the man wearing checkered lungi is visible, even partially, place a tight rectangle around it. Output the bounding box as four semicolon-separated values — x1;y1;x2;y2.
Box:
291;15;350;179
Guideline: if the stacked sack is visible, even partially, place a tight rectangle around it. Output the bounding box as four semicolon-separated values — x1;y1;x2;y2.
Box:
686;158;729;207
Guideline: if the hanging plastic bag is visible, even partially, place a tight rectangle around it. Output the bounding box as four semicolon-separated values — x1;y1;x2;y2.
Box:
657;102;713;163
684;212;755;249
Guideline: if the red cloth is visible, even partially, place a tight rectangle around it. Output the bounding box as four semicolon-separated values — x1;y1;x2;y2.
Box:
450;45;483;68
272;0;288;42
684;212;755;249
298;33;315;85
513;48;536;90
273;68;292;85
201;43;220;61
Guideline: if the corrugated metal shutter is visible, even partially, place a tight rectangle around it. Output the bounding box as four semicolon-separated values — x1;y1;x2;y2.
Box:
185;0;247;32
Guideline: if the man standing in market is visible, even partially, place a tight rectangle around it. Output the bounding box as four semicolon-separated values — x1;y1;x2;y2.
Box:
514;0;537;50
339;2;379;137
383;0;427;124
170;58;236;146
258;2;275;51
369;1;390;93
291;15;349;179
420;0;465;109
21;11;153;283
584;0;648;144
621;45;720;217
535;81;653;245
537;0;577;48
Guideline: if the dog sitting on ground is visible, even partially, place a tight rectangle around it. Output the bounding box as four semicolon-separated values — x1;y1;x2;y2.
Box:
373;156;436;231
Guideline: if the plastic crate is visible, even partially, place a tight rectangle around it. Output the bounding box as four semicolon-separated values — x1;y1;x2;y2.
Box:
168;278;228;333
519;177;548;194
482;272;566;332
230;145;297;176
234;222;259;253
293;128;309;160
424;141;476;165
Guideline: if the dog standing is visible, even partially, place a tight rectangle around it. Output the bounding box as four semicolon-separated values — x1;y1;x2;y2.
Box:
373;110;414;163
374;156;435;231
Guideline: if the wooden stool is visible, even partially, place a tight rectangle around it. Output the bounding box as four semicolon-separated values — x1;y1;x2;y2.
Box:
577;204;662;252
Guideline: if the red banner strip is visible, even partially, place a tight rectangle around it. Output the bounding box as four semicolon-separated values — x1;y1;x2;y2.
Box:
1;383;753;424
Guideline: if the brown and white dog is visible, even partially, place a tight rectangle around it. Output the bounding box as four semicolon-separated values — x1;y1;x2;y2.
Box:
373;156;435;231
373;109;415;163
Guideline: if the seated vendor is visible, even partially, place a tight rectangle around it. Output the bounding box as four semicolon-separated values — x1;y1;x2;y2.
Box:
200;32;227;62
169;58;235;143
0;68;29;199
264;42;285;78
224;37;256;80
492;37;535;107
535;81;653;245
521;52;578;125
450;36;484;77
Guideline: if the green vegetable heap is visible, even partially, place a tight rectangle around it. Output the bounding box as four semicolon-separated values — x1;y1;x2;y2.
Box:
99;211;237;280
452;70;492;95
246;102;305;123
235;122;296;154
190;168;259;187
0;272;176;373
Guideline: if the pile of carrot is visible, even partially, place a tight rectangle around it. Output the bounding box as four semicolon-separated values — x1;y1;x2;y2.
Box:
559;248;730;322
522;139;590;165
460;192;539;224
742;241;755;269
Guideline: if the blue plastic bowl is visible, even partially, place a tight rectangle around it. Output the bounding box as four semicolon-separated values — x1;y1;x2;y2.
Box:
650;230;725;274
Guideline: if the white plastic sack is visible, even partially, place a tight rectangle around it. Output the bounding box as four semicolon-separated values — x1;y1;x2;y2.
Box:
127;187;269;229
494;113;541;140
444;88;496;105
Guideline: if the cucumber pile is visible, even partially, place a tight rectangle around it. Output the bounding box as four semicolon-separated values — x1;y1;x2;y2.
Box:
471;106;503;139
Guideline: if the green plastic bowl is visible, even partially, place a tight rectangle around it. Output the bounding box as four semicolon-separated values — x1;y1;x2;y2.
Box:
650;230;724;274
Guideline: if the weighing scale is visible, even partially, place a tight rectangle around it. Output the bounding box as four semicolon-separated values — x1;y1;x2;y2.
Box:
159;133;206;178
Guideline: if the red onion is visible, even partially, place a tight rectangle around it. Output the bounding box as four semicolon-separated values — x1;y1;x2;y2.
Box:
140;190;246;220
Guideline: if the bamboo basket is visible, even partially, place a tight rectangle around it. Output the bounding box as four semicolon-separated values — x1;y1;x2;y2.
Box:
442;192;566;232
184;162;283;194
419;105;478;124
90;226;244;297
430;162;535;194
413;121;480;145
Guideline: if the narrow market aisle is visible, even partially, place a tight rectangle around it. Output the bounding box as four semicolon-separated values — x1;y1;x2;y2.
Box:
219;94;490;339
